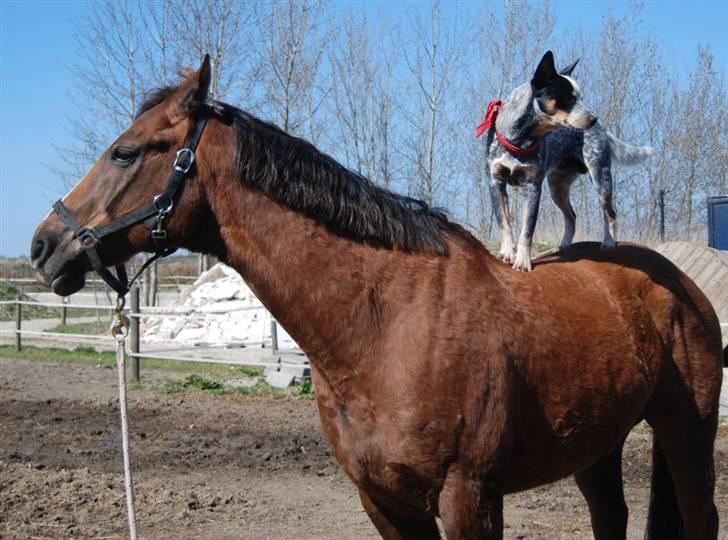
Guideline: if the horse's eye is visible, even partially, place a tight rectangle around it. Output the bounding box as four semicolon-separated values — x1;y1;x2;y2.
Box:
111;146;138;165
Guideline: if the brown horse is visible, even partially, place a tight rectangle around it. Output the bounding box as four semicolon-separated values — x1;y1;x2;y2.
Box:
31;57;722;539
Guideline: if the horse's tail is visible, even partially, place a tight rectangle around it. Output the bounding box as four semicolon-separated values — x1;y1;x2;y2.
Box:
645;436;683;539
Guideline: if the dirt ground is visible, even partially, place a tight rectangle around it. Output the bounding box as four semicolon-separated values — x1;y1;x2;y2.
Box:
0;358;726;539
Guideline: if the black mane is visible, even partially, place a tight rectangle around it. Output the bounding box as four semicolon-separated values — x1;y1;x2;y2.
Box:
136;86;176;119
138;88;451;255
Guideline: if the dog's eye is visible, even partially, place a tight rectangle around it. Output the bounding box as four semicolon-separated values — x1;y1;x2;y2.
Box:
111;146;138;165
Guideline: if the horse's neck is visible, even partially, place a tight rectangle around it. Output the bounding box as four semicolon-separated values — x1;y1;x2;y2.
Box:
208;178;384;367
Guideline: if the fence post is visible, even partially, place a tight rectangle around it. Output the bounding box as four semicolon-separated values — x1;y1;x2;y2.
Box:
15;297;22;351
270;320;278;354
61;297;68;326
130;287;140;382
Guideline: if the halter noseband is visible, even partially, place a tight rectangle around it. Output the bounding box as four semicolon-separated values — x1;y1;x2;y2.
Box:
52;106;210;298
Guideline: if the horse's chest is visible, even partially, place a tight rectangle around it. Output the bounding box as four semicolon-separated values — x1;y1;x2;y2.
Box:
312;373;452;508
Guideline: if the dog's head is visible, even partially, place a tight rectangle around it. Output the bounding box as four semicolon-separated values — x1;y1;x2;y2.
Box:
531;51;596;132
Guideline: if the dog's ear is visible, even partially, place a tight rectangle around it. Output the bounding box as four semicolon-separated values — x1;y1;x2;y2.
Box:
532;51;556;89
560;58;580;76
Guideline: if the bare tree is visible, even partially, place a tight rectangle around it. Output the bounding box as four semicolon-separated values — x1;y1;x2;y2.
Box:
166;0;257;103
478;0;556;100
401;0;470;206
328;14;399;188
669;47;728;239
256;0;330;142
55;0;146;186
141;0;175;87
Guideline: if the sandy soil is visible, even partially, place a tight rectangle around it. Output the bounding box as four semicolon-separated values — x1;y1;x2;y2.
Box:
0;357;726;539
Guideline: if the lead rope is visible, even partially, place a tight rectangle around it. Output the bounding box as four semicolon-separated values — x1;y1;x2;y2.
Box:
111;296;137;540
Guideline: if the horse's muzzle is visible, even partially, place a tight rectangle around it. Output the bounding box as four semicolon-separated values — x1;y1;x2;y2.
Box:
29;225;87;296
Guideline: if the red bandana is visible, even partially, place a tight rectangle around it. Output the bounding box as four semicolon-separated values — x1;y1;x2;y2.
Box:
475;99;541;158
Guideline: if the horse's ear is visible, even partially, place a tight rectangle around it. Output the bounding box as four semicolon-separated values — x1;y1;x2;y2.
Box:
194;55;211;99
560;58;580;76
170;55;211;122
532;51;556;90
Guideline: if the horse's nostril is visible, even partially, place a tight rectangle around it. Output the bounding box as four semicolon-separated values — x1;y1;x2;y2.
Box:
30;234;54;268
31;239;44;260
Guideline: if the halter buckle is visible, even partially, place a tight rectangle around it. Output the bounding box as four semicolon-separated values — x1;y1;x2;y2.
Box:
77;227;100;248
153;194;174;214
173;148;195;173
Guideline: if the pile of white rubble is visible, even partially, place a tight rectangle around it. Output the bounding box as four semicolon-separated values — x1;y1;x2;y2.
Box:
143;263;297;348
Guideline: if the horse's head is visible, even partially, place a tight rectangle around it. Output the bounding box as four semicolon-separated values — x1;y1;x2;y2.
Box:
31;57;214;296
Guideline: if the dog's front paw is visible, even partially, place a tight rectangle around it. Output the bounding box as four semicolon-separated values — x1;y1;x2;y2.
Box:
497;248;516;265
512;250;533;272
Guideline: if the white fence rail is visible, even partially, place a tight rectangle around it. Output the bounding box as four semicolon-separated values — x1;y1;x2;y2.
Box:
0;288;306;381
1;276;197;288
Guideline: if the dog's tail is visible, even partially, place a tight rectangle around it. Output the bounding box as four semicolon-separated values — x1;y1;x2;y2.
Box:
607;131;654;165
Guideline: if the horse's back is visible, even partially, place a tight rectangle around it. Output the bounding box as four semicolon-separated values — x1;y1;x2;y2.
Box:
533;242;723;415
461;241;724;490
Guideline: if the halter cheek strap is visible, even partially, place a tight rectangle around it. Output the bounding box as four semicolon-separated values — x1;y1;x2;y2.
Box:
52;106;210;297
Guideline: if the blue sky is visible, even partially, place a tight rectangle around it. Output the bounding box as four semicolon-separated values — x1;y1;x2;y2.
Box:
1;0;727;257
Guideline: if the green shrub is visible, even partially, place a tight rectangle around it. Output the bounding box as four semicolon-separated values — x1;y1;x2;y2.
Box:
163;374;225;395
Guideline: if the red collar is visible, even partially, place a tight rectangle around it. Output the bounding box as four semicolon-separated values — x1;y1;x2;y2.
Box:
475;99;541;158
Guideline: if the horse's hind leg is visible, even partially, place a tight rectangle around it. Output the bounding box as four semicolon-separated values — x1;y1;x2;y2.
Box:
647;414;719;540
574;438;628;540
645;435;682;539
358;490;440;540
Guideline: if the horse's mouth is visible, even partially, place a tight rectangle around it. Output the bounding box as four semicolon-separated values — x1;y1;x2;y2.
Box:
40;259;87;296
51;272;86;296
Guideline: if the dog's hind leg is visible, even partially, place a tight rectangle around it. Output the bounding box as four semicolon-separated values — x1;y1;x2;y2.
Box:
574;438;628;540
547;170;579;250
489;179;516;264
585;161;617;248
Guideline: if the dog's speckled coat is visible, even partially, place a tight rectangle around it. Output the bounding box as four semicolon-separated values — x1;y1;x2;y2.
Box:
484;52;653;271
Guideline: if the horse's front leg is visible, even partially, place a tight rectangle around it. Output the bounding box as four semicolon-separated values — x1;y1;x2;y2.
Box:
489;179;515;264
513;180;543;272
439;465;503;539
358;489;441;540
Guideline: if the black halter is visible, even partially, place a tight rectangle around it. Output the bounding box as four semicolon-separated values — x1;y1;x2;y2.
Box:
52;106;210;298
